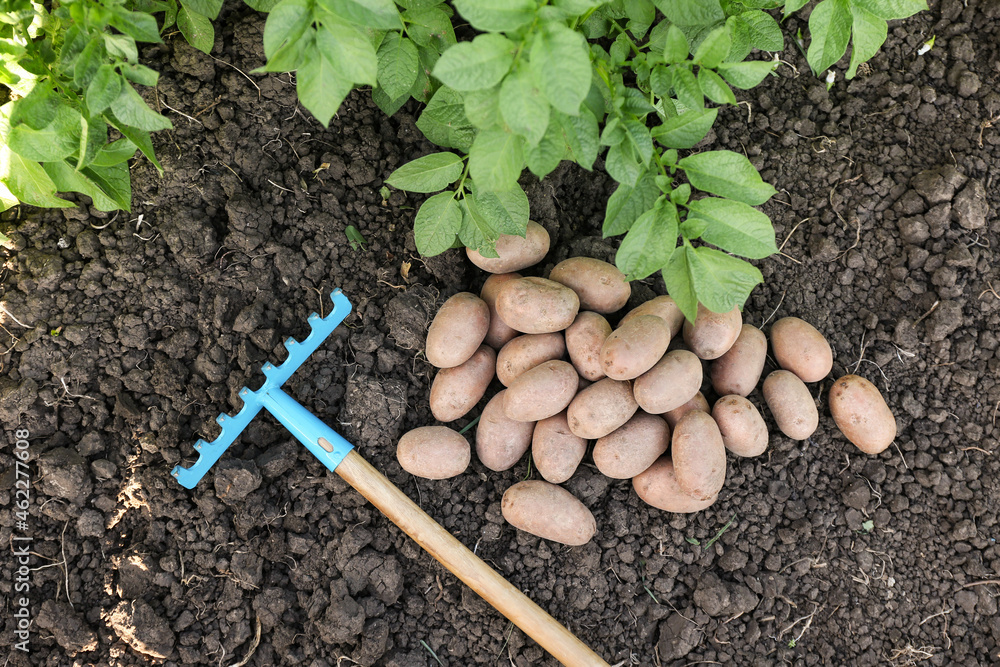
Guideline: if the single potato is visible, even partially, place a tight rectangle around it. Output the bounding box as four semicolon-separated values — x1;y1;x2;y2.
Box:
770;317;834;383
710;324;767;397
496;333;566;386
762;370;818;440
671;411;726;501
480;273;523;349
548;257;631;314
565;311;612;381
633;457;718;513
476;390;535;471
501;480;597;546
467;221;550;273
566;378;638;439
712;395;768;457
620;295;685;337
593;412;670;479
429;345;496;422
664;392;709;429
633;349;703;414
829;374;896;454
426;292;490;368
495;277;580;334
682;304;742;360
504;360;579;422
601;315;672;380
397;426;471;479
532;411;587;484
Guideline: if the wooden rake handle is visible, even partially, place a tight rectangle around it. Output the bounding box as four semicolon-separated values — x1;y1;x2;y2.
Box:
336;450;610;667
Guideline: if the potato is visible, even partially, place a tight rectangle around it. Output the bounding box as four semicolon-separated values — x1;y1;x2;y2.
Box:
671;411;726;501
770;317;833;383
429;345;496;422
682;304;742;360
496;333;565;386
397;426;471;479
532;411;587;484
712;395;768;457
762;370;818;440
829;375;896;454
467;220;550;273
476;390;535;471
566;378;638;439
633;350;703;415
620;295;685;337
710;324;767;397
494;277;580;334
548;257;630;314
504;360;579;422
480;273;523;349
426;292;490;368
565;312;612;381
601;315;672;380
633;457;718;513
593;412;670;479
501;480;596;546
664;392;709;429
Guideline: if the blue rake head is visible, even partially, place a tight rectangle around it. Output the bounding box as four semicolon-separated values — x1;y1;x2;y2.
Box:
171;290;354;489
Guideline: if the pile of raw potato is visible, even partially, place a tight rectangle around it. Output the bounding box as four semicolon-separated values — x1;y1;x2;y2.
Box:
397;223;896;546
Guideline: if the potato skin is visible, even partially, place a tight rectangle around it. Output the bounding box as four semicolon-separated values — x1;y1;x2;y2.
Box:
671;411;727;501
429;345;496;422
664;392;709;429
762;370;818;440
620;295;685;337
601;315;672;380
771;317;834;383
467;220;550;273
829;375;896;454
710;324;767;397
633;349;703;415
593;412;670;479
495;333;565;387
532;411;587;484
712;395;768;457
476;390;535;471
397;426;471;479
495;277;580;334
426;292;490;368
480;273;523;349
565;312;612;381
548;257;631;314
633;457;718;513
504;360;579;422
682;304;743;360
501;480;596;546
566;378;638;439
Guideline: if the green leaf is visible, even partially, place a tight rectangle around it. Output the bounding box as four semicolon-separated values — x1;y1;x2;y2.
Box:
652;107;717;149
90;138;138;167
452;0;535;32
296;42;353;126
458;197;500;257
59;25;89;74
697;68;736;105
717;60;775;89
244;0;282;11
386;152;463;193
603;170;659;236
404;7;456;49
601;117;625;147
663;24;689;63
42;160;123;211
650;65;672;97
685;197;777;258
850;0;926;20
622;117;653;165
654;0;724;27
783;0;809;17
8;106;81;162
76;115;107;170
468;128;523;192
416;86;476;151
555;107;599;170
806;0;852;75
605;141;642;187
104;34;139;63
377;33;419;99
74;38;104;89
9;82;58;130
693;24;730;68
526;118;566;179
669;65;703;110
177;6;215;53
0;106;72;207
679;216;708;239
661;244;698;322
466;183;529;235
414;191;463;255
433;34;515;91
530;21;591;116
615;201;679;279
104;115;163;173
731;10;783;52
372;86;408;116
684;243;763;314
624;0;655;39
110;8;163;42
183;0;223;20
110;84;173;132
317;0;403;28
499;69;549;146
121;64;160;88
464;86;502;128
262;0;312;61
678;150;775;205
316;19;377;84
846;4;886;79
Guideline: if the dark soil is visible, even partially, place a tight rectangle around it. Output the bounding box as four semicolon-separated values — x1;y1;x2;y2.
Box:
2;0;1000;665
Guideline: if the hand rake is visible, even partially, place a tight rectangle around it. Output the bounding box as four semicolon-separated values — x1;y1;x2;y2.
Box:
172;290;609;667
